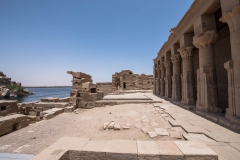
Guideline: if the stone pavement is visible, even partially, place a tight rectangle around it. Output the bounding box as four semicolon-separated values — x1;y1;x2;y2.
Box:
147;94;240;160
32;137;218;160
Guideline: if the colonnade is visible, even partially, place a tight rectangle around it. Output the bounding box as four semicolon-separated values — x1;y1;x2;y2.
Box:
153;0;240;125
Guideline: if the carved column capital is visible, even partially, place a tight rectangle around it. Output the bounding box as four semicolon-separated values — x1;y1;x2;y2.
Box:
159;64;165;71
220;5;240;33
163;61;172;68
171;54;181;64
177;46;194;60
193;30;219;48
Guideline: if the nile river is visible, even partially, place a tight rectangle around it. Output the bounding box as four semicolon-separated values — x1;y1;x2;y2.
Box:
0;87;71;103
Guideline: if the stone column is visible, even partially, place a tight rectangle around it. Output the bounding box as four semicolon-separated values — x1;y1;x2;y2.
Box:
193;30;219;112
156;68;161;95
171;54;181;101
220;5;240;122
178;46;195;105
164;61;172;99
160;64;165;96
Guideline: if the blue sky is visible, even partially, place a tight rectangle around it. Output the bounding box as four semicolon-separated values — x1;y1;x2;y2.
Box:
0;0;194;86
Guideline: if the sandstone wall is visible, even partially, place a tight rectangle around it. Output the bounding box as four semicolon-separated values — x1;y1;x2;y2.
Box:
96;82;112;96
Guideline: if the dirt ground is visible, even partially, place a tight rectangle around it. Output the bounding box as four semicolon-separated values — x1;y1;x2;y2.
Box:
0;103;185;155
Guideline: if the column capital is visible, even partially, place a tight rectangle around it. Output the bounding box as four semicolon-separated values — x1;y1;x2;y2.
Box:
193;30;218;48
220;5;240;33
163;61;172;68
159;64;165;70
177;46;194;60
171;54;181;64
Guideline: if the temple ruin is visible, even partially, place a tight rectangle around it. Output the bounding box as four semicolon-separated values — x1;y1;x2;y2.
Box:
153;0;240;125
112;70;154;91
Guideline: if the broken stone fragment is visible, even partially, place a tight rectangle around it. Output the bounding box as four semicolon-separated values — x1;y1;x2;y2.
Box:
126;123;131;127
147;131;157;138
123;126;130;130
141;127;148;133
114;123;121;130
108;121;115;129
155;128;169;136
103;121;110;130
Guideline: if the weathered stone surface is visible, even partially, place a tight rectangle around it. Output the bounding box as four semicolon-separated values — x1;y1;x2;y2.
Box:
123;126;130;130
114;123;121;130
142;127;148;133
137;141;160;160
0;100;18;117
64;106;75;113
108;121;115;129
112;70;153;91
174;141;218;160
156;141;184;160
0;114;30;136
155;128;169;136
103;121;110;130
105;140;138;160
147;131;158;138
81;140;109;160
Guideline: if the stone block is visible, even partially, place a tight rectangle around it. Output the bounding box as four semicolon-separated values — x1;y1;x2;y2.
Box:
174;141;218;160
64;106;75;113
0;100;18;117
137;141;160;160
147;131;158;138
155;128;169;136
156;141;184;160
81;140;110;160
0;114;30;136
105;140;138;160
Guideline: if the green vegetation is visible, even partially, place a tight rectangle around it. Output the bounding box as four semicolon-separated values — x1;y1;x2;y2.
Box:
6;84;27;96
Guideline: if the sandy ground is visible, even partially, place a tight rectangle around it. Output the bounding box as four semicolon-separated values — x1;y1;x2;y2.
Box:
0;103;186;155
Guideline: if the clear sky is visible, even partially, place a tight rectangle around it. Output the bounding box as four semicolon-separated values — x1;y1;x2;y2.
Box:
0;0;194;86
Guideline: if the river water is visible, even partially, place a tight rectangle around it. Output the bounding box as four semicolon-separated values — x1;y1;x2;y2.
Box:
0;87;71;103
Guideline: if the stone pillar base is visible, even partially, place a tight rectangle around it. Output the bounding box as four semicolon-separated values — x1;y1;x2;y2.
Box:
181;98;195;105
226;108;240;125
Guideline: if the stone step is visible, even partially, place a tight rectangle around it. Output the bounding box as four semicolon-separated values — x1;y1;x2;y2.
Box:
43;108;64;120
32;137;218;160
96;100;162;107
0;114;30;136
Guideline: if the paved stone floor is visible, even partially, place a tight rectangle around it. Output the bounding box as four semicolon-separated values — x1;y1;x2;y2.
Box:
0;93;240;160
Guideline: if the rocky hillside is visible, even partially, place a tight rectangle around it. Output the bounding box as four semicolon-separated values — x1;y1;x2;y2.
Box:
0;71;32;98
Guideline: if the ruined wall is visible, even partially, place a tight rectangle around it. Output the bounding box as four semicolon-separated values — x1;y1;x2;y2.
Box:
0;100;18;117
67;71;97;109
96;82;112;96
112;70;154;90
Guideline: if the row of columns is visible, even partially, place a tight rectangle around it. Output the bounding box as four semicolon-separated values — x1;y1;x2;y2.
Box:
154;3;240;124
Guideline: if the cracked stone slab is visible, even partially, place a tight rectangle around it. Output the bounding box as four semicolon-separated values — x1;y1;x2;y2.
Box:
170;131;182;139
174;141;218;160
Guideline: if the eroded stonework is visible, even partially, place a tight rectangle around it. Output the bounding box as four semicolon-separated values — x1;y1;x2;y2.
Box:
112;70;153;91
